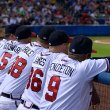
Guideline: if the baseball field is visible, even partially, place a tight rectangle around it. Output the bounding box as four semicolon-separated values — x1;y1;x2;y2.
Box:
91;37;110;57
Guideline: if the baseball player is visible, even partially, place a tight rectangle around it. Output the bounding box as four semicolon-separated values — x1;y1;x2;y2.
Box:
0;24;21;57
0;24;23;85
40;36;110;110
0;26;55;110
0;25;34;110
17;30;71;110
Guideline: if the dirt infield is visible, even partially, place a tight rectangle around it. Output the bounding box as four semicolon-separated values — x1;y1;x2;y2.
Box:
94;40;110;44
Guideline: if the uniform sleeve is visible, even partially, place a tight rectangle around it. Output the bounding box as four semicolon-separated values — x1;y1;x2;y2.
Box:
105;58;110;73
81;58;110;80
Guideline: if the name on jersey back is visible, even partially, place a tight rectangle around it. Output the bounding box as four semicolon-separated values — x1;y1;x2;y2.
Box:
49;63;74;77
33;56;46;67
3;43;14;51
22;46;34;57
3;43;22;53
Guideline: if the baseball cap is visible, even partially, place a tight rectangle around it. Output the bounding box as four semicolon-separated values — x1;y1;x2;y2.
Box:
69;36;97;54
49;30;69;46
39;26;55;42
15;26;31;40
5;24;21;35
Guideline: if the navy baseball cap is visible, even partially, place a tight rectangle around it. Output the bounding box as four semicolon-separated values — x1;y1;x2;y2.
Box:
5;24;21;35
15;26;31;40
69;36;97;54
49;30;70;46
39;26;55;42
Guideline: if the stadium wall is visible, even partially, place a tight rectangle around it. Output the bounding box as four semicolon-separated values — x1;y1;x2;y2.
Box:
31;25;110;36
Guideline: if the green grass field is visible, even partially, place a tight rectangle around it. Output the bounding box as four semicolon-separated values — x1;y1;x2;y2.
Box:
32;36;110;57
91;37;110;57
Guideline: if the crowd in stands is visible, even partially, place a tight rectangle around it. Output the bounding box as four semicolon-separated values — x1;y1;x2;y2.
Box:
0;0;110;26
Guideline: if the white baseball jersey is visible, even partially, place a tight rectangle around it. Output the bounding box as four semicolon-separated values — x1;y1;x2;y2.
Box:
21;49;51;107
0;40;23;84
0;39;7;57
0;43;47;98
40;53;109;110
0;39;7;49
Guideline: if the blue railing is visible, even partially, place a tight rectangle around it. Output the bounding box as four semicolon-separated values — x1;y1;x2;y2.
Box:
95;72;110;85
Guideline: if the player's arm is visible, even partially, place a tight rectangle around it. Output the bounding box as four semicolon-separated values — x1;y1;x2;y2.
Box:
81;58;110;80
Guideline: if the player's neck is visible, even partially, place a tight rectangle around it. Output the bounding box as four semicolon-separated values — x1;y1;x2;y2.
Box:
49;46;67;54
18;39;31;44
36;41;49;49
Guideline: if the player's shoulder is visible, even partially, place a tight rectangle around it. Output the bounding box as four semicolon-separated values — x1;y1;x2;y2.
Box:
19;42;44;58
81;58;99;65
5;40;20;46
30;42;42;48
22;43;36;50
54;53;68;59
34;48;50;59
41;48;49;53
0;39;7;49
12;42;24;54
3;40;17;51
25;42;44;52
81;58;106;68
0;39;7;43
48;53;68;63
39;49;50;57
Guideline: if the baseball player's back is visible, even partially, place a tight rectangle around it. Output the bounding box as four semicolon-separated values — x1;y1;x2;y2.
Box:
0;40;23;85
40;52;109;110
21;49;51;106
0;43;43;95
16;26;56;110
